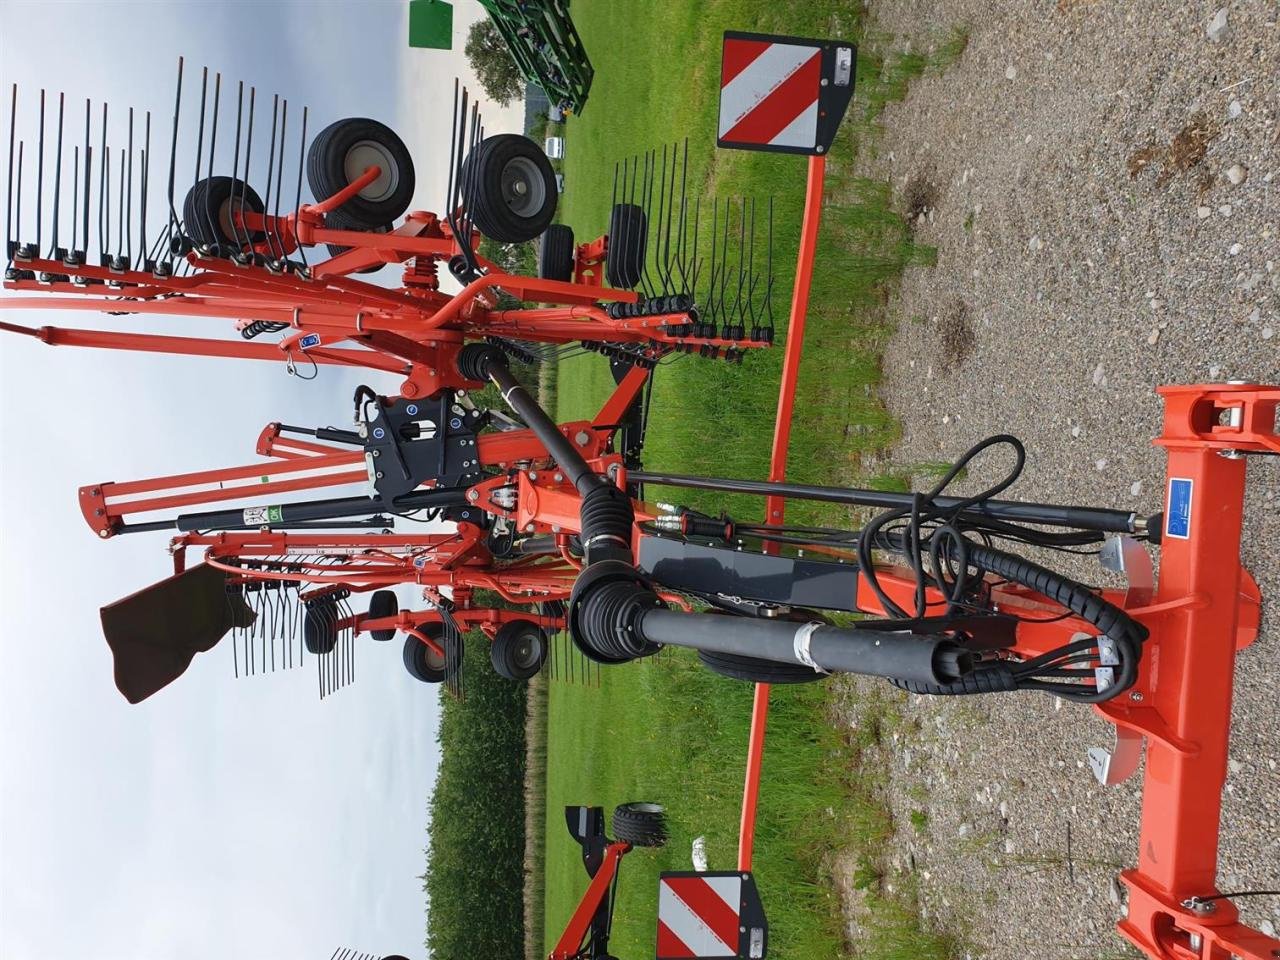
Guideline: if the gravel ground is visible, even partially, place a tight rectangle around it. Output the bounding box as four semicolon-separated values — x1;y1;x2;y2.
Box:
835;2;1279;957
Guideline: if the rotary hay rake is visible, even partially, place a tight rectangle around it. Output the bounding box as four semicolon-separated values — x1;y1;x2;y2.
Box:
2;29;1279;960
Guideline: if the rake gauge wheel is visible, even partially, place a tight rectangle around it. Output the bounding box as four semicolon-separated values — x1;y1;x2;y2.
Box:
323;209;391;274
536;223;575;281
461;134;558;244
490;619;549;681
182;176;267;250
611;802;667;847
366;590;399;642
402;623;460;684
307;117;415;227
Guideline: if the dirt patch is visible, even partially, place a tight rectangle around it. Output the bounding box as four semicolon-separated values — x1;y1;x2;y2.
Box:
902;171;941;224
938;299;975;371
1128;113;1220;186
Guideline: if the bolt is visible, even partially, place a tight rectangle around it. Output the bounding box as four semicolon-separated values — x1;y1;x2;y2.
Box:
372;449;380;457
575;431;590;445
92;487;100;496
1218;449;1244;460
525;523;535;533
467;490;479;501
1130;691;1144;702
95;508;104;516
529;472;538;481
99;529;110;538
554;473;564;483
552;525;561;533
820;77;829;86
376;471;384;479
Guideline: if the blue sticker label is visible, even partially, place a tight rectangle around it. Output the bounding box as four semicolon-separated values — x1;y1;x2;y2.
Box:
1166;477;1193;540
372;427;385;440
406;404;419;416
299;333;321;350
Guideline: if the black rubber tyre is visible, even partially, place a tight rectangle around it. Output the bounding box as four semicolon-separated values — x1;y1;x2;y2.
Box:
697;649;825;685
537;223;575;281
611;802;667;847
182;176;266;249
366;590;398;642
307;117;415;226
461;134;558;243
605;203;647;289
490;619;549;681
323;208;390;274
402;624;460;684
303;599;339;655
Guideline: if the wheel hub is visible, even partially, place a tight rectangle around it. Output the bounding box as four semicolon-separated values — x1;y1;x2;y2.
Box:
344;140;400;202
500;156;546;218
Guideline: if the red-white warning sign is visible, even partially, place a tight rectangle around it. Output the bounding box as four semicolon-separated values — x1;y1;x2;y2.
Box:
717;32;856;157
657;874;743;958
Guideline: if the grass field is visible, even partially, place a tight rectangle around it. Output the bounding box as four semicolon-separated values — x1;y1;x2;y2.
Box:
538;3;966;959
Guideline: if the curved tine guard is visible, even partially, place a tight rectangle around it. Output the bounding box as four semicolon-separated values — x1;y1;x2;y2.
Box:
457;343;976;685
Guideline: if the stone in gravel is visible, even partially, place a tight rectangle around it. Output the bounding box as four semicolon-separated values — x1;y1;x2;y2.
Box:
1228;758;1243;775
1005;64;1017;80
1131;480;1143;496
1227;99;1242;120
1096;458;1108;471
1206;7;1228;41
1028;235;1042;251
1147;329;1160;346
1226;163;1248;185
1109;877;1123;905
1262;919;1277;938
1198;205;1212;219
1219;204;1233;216
1229;243;1242;256
1263;327;1275;341
999;801;1009;819
1071;425;1081;438
958;823;972;837
1092;362;1105;385
1003;838;1015;854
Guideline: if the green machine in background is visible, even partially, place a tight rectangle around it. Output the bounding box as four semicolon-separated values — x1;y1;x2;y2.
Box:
408;0;594;114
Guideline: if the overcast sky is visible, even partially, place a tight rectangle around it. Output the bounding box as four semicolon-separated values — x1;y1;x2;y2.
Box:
0;2;522;958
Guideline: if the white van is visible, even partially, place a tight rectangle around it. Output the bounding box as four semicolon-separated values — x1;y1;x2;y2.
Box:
544;136;565;160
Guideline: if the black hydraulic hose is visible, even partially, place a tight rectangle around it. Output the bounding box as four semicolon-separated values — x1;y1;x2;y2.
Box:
628;469;1146;535
637;609;972;685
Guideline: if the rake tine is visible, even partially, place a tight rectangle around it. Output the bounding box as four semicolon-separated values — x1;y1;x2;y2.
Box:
139;112;151;269
718;196;732;325
189;67;208;250
13;140;22;259
638;150;653;297
202;73;223;254
227;81;246;254
705;198;719;322
239;87;256;263
49;92;64;260
445;79;459;213
674;138;690;289
745;196;761;328
80;99;91;263
123;107;134;267
35;90;44;254
293;105;308;270
68;146;77;259
115;147;126;265
98;102;108;262
5;85;15;262
271;98;288;264
729;197;747;336
162;58;183;264
261;93;278;260
654;143;667;292
451;85;468;213
765;195;775;331
662;140;678;291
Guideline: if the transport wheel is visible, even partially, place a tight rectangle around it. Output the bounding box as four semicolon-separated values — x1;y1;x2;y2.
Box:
366;590;398;642
696;649;825;685
182;176;267;249
537;223;575;281
307;117;415;226
489;619;549;681
323;209;391;274
611;802;667;847
605;202;647;289
461;134;558;243
402;624;460;684
303;598;339;655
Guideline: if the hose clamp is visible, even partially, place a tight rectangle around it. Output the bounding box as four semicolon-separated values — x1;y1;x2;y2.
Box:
792;622;827;673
